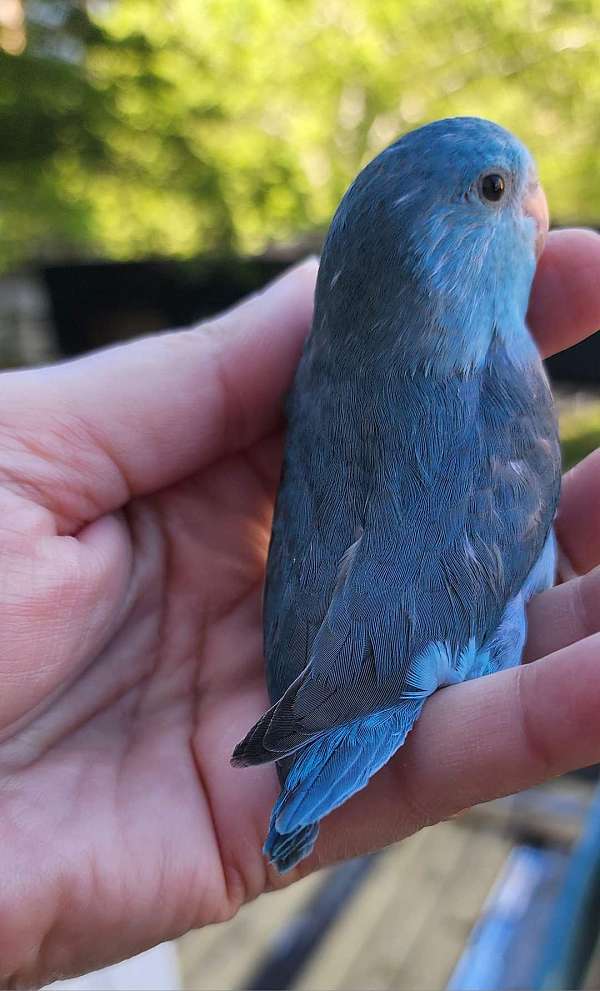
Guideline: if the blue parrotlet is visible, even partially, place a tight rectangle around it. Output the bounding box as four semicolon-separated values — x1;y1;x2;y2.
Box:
232;116;561;873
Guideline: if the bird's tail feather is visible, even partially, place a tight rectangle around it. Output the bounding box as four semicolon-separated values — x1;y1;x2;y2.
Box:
265;699;424;872
264;822;319;873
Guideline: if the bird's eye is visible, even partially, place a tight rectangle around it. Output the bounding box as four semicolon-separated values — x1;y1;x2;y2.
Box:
480;173;506;203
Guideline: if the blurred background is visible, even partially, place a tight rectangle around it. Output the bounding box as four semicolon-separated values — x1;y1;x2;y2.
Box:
3;1;600;989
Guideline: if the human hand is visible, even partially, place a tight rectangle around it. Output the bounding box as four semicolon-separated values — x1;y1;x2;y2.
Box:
0;235;599;986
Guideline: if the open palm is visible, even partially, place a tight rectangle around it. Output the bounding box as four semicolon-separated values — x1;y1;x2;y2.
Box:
1;239;600;986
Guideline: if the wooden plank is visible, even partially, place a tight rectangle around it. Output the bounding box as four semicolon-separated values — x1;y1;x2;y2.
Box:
344;822;481;991
178;818;515;991
246;855;377;990
392;827;513;991
177;872;323;990
295;820;498;991
293;830;431;991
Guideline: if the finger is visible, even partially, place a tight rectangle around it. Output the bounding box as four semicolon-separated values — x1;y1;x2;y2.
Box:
528;228;600;358
312;632;600;866
555;450;600;575
0;258;317;523
524;565;600;662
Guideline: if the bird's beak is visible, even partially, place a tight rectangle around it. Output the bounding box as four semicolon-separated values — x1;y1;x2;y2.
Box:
522;177;549;260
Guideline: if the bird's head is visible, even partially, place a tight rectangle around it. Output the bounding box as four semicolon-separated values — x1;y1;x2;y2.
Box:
317;117;548;373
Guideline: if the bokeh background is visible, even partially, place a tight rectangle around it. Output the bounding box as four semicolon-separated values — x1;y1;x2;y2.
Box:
3;0;600;270
3;2;600;990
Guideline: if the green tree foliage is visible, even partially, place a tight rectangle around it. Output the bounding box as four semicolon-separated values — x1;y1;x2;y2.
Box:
1;0;599;271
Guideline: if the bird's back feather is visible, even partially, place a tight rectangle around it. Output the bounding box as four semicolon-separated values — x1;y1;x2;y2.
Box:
233;341;560;773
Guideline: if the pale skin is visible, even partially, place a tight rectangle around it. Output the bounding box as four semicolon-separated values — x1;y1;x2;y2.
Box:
1;230;600;985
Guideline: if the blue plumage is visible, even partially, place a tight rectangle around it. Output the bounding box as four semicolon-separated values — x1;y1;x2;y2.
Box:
232;117;561;872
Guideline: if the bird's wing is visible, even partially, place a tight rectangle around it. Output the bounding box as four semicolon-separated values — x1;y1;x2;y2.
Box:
234;352;560;768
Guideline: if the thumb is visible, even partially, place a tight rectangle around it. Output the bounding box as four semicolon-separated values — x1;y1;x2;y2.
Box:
0;258;317;532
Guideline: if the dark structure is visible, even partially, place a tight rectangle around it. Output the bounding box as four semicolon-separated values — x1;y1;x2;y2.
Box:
42;257;599;383
41;257;290;355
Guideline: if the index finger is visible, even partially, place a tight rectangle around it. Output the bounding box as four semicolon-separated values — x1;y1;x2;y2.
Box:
311;632;600;867
528;228;600;358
